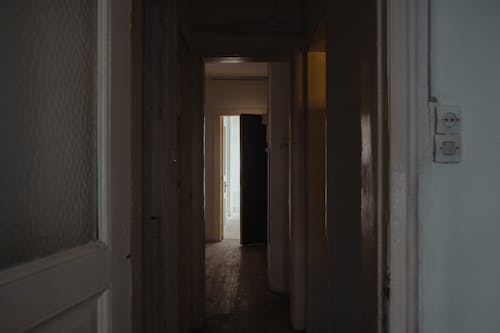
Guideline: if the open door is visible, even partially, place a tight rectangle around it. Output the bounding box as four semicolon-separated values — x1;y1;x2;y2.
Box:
240;115;267;245
0;2;131;332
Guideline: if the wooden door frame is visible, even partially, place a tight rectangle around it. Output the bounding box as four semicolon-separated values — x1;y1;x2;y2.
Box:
386;0;428;331
130;0;144;331
215;110;267;242
289;50;307;331
139;0;179;331
210;108;267;243
139;0;206;330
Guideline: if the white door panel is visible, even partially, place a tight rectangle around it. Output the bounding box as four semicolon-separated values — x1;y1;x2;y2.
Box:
29;296;99;333
0;244;108;332
0;0;130;332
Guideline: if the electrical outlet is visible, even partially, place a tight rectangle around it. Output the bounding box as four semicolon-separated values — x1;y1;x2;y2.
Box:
435;105;462;134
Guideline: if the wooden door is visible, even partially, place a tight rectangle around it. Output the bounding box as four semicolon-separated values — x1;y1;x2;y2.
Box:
0;2;131;332
240;115;268;245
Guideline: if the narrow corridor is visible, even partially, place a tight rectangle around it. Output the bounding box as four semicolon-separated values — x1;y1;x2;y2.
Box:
204;240;296;333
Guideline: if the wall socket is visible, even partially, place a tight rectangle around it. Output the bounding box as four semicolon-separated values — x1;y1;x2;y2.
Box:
435;105;462;134
433;105;463;163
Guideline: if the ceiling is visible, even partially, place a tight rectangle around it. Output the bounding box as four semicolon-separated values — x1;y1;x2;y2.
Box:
190;0;303;33
205;62;269;79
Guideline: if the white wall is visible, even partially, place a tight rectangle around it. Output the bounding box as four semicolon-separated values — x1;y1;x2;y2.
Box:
421;1;500;332
267;63;291;294
204;79;268;241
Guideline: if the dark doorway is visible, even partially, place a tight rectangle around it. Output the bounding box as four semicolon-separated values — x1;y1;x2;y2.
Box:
240;114;267;245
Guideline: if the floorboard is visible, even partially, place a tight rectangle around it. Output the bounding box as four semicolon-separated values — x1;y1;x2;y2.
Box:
203;240;298;333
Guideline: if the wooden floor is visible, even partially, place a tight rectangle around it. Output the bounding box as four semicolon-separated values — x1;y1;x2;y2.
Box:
203;240;298;333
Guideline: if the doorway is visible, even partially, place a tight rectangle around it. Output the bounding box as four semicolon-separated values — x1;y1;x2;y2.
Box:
221;114;268;244
204;61;295;332
222;116;241;240
203;62;269;242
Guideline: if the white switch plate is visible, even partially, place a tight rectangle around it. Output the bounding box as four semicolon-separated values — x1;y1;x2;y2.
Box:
435;105;462;134
434;134;462;163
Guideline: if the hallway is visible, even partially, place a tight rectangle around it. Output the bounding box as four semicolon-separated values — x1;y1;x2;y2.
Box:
204;240;296;333
3;1;499;332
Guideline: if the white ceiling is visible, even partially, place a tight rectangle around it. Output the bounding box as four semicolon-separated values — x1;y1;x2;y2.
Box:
205;62;268;79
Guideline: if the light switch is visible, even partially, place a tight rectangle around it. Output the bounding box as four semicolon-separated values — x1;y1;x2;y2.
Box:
442;141;458;155
434;134;462;163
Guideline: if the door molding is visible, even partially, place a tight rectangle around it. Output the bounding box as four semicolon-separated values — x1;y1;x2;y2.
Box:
97;0;111;247
0;244;109;332
387;0;428;331
97;0;111;331
107;0;133;331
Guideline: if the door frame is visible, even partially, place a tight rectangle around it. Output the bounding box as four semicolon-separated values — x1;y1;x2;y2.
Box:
139;2;207;329
210;108;267;242
0;0;133;331
386;0;428;331
216;110;266;241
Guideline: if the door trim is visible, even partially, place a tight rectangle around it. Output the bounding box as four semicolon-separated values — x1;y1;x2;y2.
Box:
97;0;111;329
97;0;112;333
0;244;109;332
387;0;428;331
97;0;111;247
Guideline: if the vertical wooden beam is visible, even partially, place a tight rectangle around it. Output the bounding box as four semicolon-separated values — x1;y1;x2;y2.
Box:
131;0;144;331
268;62;291;295
326;1;363;331
177;32;193;333
142;0;165;331
387;0;426;331
289;50;307;330
190;54;205;331
160;0;179;331
305;51;328;333
359;0;383;331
